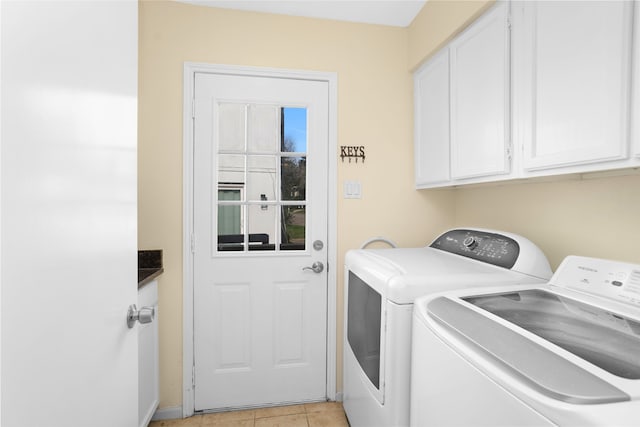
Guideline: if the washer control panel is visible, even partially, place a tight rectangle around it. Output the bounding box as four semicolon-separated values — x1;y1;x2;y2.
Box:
430;229;520;269
555;256;640;308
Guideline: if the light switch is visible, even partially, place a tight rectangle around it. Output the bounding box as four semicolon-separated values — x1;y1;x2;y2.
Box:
343;180;362;199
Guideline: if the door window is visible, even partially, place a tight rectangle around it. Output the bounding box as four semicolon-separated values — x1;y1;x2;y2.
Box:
216;104;307;252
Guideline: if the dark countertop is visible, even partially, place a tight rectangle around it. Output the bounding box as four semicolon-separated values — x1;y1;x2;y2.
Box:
138;267;164;287
138;249;163;288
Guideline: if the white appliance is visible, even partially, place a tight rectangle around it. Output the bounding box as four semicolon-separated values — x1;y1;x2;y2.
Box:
411;255;640;427
343;228;552;427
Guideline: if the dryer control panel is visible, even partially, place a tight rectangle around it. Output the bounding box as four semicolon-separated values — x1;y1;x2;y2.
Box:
430;229;520;269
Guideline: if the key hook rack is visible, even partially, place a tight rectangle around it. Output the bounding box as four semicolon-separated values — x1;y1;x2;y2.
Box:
340;146;366;163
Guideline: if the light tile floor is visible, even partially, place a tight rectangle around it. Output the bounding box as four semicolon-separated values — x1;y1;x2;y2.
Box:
149;402;349;427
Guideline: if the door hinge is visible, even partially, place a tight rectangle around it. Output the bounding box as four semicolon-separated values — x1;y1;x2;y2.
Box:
192;365;196;389
191;99;195;119
190;233;195;253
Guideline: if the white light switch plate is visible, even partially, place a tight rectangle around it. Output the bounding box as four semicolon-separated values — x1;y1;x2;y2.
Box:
343;180;362;199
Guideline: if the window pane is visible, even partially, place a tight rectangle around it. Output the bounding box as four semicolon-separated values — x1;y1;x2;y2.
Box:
281;205;305;251
217;204;241;235
248;204;275;251
218;103;245;151
248;155;277;202
281;157;306;201
282;107;307;153
217;190;241;236
248;105;280;152
218;154;245;186
217;197;243;252
218;189;241;202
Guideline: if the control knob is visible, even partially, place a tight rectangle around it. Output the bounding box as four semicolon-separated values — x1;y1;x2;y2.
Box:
463;236;478;250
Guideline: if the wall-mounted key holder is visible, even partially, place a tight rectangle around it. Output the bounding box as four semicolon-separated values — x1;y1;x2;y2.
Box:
340;146;366;163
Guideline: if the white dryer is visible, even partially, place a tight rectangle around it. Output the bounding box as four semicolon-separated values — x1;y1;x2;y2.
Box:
343;228;552;427
411;255;640;427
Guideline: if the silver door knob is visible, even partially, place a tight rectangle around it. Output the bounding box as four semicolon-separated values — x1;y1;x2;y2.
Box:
127;304;155;328
303;261;324;274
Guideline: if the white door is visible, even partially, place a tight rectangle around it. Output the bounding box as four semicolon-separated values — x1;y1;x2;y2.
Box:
1;1;138;426
193;72;329;411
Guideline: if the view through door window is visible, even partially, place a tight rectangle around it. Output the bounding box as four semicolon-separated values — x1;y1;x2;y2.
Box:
216;104;307;252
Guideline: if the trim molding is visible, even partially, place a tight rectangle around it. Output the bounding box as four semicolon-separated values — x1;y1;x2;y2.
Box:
152;406;183;421
182;62;338;417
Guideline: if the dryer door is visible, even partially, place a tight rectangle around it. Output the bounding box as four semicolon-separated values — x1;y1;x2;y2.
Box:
346;270;386;403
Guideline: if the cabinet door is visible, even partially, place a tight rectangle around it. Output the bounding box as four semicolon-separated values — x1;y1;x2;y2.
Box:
519;1;633;171
139;281;159;427
414;49;450;187
450;2;510;180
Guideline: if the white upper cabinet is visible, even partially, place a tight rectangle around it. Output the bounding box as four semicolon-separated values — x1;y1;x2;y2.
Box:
450;2;511;180
515;1;634;172
414;49;450;187
414;0;639;189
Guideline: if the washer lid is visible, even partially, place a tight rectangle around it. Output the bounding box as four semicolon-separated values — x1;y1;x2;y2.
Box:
428;296;632;404
464;289;640;380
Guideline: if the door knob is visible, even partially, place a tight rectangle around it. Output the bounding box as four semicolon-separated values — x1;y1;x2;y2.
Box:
127;304;155;328
303;261;324;274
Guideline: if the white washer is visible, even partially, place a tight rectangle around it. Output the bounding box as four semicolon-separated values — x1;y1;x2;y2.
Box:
343;228;552;427
411;255;640;427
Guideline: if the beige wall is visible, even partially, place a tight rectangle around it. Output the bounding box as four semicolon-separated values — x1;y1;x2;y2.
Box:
139;1;455;409
408;0;494;70
454;173;640;270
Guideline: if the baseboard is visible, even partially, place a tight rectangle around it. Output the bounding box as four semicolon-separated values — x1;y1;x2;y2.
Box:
152;406;183;421
140;402;159;427
153;395;341;421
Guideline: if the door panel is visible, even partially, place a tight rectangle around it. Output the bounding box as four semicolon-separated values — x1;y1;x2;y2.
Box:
193;73;329;410
214;283;252;371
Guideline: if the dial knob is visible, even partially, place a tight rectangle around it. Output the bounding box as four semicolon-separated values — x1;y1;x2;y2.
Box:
463;236;478;250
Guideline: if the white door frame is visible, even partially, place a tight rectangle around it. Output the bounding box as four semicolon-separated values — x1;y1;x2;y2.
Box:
182;62;338;417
